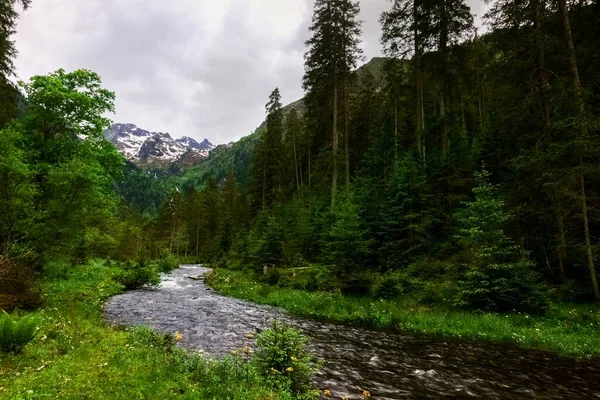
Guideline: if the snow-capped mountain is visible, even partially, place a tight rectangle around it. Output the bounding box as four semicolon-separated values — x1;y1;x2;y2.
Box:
104;123;214;167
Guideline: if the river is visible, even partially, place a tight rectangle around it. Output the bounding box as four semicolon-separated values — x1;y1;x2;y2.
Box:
103;265;600;399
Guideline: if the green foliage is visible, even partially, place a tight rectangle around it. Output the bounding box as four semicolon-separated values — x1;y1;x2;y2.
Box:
254;320;320;397
156;251;179;274
0;123;36;252
0;0;31;77
370;270;407;299
455;169;550;313
116;260;161;290
246;214;285;273
0;310;38;353
323;191;372;290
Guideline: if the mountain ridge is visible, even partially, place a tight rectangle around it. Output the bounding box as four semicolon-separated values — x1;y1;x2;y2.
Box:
104;123;214;168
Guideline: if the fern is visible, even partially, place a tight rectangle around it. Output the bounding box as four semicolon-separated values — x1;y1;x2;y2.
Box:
0;311;39;353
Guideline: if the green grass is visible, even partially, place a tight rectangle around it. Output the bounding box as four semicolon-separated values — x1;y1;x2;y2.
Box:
0;261;295;399
206;269;600;359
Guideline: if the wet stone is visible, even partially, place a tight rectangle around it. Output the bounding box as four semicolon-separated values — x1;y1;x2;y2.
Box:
104;265;600;400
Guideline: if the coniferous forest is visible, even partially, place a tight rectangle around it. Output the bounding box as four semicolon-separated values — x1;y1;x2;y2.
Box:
159;0;600;313
2;0;600;398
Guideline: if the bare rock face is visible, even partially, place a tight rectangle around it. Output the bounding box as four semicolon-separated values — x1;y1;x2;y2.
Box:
104;123;214;168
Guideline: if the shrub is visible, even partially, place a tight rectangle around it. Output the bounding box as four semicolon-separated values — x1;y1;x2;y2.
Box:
0;311;39;353
370;270;407;299
116;260;160;290
157;251;179;273
130;326;175;352
253;320;319;397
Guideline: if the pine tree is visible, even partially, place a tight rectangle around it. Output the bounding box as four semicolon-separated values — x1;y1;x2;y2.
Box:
0;0;30;77
324;191;372;290
381;0;429;160
251;88;284;209
456;169;549;312
303;0;363;205
0;0;30;128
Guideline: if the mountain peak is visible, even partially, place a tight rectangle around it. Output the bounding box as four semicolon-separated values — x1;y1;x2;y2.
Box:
104;123;214;168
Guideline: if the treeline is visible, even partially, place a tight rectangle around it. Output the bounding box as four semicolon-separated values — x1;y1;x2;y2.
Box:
163;0;600;311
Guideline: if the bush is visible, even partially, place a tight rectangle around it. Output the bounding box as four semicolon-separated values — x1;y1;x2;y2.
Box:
116;260;160;290
253;320;319;397
0;311;39;353
157;251;179;273
370;270;407;299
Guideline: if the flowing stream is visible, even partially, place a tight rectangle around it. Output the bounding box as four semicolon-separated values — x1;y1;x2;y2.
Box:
104;265;600;399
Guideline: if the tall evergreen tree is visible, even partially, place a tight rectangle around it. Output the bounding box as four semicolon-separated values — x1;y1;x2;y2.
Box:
381;0;429;160
251;88;284;209
0;0;30;77
303;0;363;205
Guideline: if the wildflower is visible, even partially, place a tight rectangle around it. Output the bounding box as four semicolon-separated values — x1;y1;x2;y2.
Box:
175;331;183;342
270;367;279;374
245;333;254;339
363;390;371;398
242;346;253;354
291;356;298;362
323;389;331;396
231;350;238;355
286;367;293;373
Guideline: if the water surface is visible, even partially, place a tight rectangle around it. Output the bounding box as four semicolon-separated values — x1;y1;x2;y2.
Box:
104;266;600;399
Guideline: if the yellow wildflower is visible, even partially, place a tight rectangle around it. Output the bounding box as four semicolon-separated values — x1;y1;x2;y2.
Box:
323;389;331;396
270;367;279;374
245;333;254;339
291;356;298;362
231;350;238;355
286;367;294;373
175;331;183;342
242;346;253;354
362;390;371;398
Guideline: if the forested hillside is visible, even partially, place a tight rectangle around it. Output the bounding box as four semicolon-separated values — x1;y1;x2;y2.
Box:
163;0;600;311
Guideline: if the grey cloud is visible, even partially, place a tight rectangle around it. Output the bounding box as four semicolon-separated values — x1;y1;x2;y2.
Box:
14;0;487;145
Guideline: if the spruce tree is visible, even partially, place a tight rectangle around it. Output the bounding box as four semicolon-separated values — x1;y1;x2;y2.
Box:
303;0;362;205
381;0;429;160
251;88;284;209
456;169;549;312
0;0;30;77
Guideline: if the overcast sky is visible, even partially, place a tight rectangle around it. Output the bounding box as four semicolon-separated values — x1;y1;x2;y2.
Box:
14;0;489;145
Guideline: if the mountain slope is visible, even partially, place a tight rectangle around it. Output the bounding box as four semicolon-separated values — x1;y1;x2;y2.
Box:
179;57;389;188
104;123;214;168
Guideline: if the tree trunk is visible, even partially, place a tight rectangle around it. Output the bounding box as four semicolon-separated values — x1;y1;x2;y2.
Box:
292;116;300;194
535;1;551;142
414;3;424;161
581;174;600;302
332;74;339;206
439;0;449;163
555;210;567;284
557;0;599;303
344;77;350;189
196;219;200;257
394;97;399;160
262;161;267;209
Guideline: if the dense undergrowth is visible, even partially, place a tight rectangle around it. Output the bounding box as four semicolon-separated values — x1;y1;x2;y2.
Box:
206;268;600;359
0;261;316;399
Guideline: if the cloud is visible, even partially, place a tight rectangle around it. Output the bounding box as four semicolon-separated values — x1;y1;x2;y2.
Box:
13;0;487;144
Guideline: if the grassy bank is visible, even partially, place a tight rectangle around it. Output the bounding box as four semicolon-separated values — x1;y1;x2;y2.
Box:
0;261;297;399
206;269;600;359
